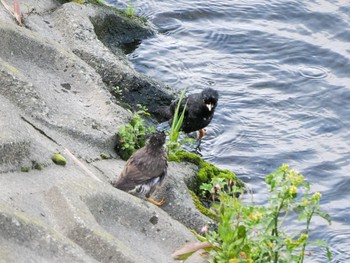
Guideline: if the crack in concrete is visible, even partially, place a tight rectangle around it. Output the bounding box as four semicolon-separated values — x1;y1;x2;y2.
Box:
20;116;60;146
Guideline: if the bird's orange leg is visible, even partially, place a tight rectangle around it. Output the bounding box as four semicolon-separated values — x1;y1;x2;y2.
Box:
147;197;165;206
199;128;206;139
195;129;206;153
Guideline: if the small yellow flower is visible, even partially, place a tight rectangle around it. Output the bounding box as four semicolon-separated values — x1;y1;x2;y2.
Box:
302;199;309;206
249;211;263;221
311;192;322;202
295;174;304;184
285;238;293;245
286;169;301;183
229;258;240;263
298;233;309;243
281;164;289;172
288;185;297;195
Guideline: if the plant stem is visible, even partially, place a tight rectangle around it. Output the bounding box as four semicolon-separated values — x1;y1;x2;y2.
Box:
299;210;314;263
272;199;285;263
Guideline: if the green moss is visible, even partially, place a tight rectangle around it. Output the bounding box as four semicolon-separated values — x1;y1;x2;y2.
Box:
71;0;85;3
89;0;105;5
169;150;201;165
32;161;45;170
52;153;67;166
197;161;217;185
21;167;30;172
189;190;217;222
3;62;20;75
100;153;111;160
170;150;244;192
69;0;105;5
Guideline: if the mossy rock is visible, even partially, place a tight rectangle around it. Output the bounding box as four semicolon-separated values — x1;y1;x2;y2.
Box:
169;150;245;222
52;153;67;166
189;190;218;222
169;150;244;192
168;151;201;165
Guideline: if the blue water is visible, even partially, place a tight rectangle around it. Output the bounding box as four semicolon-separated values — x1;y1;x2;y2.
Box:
109;0;350;262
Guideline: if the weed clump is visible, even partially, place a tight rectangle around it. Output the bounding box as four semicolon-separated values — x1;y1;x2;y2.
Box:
115;104;154;160
173;165;332;263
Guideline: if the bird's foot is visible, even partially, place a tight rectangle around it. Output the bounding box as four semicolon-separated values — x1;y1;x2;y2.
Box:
194;148;203;156
147;197;165;206
194;138;202;155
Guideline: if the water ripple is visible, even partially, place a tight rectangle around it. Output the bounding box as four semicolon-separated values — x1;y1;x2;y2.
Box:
317;227;350;263
299;66;328;79
111;0;350;261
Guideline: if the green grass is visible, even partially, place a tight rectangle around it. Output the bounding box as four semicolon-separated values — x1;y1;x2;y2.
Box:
166;88;188;153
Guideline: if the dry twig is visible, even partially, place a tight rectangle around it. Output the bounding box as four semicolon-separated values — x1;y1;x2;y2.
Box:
1;0;23;25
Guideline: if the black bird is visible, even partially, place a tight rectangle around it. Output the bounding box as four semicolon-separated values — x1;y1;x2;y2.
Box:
112;131;168;206
161;88;218;140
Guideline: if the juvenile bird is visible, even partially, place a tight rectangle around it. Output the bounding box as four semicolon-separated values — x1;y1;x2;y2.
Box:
159;88;218;151
112;131;167;206
162;88;218;138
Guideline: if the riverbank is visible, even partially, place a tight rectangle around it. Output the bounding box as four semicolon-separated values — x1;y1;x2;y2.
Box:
0;1;211;262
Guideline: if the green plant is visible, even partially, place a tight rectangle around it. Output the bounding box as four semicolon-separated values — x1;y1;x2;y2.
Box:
90;0;105;4
200;176;241;203
113;86;123;98
115;104;154;160
125;2;135;18
166;88;194;155
174;164;331;263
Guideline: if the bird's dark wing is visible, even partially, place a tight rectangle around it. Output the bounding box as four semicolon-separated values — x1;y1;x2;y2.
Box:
170;96;190;117
113;148;167;191
185;93;203;117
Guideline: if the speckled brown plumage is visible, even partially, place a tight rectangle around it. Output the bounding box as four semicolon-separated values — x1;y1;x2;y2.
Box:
112;131;167;205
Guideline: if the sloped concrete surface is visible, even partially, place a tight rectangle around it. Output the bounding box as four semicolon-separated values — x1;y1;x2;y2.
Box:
0;158;200;262
0;0;209;262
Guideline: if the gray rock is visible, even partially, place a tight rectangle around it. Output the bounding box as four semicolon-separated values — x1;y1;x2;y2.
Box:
0;1;209;262
0;204;97;263
27;2;176;114
0;19;131;161
94;160;214;233
153;162;214;233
